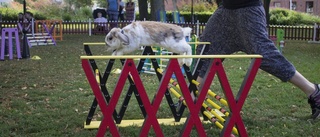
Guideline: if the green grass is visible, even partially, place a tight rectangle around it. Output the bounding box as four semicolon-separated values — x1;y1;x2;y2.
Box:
1;34;320;136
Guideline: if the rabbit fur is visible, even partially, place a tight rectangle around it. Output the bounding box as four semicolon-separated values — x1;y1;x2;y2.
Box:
105;21;193;66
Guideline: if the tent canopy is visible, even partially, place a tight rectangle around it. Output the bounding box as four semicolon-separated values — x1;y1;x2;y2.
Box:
93;8;107;19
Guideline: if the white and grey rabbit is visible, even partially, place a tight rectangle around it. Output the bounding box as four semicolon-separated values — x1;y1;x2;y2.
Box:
104;21;193;66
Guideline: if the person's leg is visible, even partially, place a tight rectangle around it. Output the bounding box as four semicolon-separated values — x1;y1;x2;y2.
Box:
289;71;315;96
113;13;119;27
197;6;240;78
290;71;320;119
237;5;320;119
109;13;119;29
194;7;239;100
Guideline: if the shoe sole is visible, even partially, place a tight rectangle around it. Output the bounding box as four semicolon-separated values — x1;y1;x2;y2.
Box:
312;108;320;119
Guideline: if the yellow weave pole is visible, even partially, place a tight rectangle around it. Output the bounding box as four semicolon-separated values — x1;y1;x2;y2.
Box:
95;69;100;84
202;95;230;117
168;86;238;135
202;111;237;136
157;68;231;117
192;80;229;107
157;69;232;121
201;100;238;134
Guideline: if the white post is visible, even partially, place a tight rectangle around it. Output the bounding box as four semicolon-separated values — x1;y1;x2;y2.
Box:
89;18;92;36
313;23;317;41
32;18;35;37
196;20;199;37
289;0;292;10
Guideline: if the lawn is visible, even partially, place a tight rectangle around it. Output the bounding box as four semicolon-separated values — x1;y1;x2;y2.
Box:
1;34;320;137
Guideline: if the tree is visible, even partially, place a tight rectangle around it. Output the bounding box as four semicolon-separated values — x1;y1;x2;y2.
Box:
13;0;25;4
95;0;107;8
171;0;177;11
63;0;93;8
150;0;164;21
138;0;149;20
263;0;271;25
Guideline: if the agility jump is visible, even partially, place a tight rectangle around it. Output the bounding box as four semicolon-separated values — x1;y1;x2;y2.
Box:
81;42;262;137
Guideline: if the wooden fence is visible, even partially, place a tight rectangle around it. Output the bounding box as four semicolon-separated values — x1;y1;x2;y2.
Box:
1;20;319;41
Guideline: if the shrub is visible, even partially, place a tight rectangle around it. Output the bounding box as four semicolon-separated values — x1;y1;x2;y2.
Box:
80;7;92;19
33;12;47;20
269;8;320;25
0;7;19;21
62;14;72;21
179;1;217;12
299;12;320;25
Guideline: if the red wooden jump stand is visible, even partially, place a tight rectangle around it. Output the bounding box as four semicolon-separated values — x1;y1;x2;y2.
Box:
81;56;262;137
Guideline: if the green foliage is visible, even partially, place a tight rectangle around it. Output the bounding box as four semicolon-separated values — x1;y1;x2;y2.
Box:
0;7;47;21
80;7;93;19
37;3;63;20
0;7;20;21
269;8;320;25
94;0;107;9
62;14;72;21
32;12;47;20
299;12;320;25
13;0;24;4
270;8;301;25
63;0;93;8
179;1;217;12
163;11;213;23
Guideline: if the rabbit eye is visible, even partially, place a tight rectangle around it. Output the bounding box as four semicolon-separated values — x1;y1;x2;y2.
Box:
108;37;113;41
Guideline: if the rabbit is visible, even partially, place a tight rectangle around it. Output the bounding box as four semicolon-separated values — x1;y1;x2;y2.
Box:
104;21;193;66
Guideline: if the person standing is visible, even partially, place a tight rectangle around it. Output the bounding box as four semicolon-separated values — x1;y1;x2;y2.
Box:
196;0;320;119
125;0;135;21
107;0;119;29
118;0;125;21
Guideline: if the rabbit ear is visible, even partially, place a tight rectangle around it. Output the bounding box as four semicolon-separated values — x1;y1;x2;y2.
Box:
116;30;129;45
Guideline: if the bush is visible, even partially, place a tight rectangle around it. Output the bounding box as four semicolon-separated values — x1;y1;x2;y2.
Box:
179;1;217;12
0;7;19;21
269;8;299;25
79;7;92;19
299;12;320;25
62;14;72;21
33;12;47;20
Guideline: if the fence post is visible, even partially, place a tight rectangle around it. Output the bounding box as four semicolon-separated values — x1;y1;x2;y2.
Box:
88;18;92;36
196;20;199;37
31;18;35;37
308;23;320;43
313;23;317;41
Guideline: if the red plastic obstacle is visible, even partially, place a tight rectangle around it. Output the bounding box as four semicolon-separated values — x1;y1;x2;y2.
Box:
81;55;262;137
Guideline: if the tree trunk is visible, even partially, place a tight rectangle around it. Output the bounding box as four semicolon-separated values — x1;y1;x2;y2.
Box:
150;0;165;21
138;0;149;20
264;0;271;25
172;0;177;11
